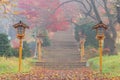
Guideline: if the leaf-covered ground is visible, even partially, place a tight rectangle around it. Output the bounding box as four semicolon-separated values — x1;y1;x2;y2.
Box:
0;67;120;80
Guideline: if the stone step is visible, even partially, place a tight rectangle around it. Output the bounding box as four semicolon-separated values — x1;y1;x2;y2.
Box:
43;47;79;49
50;45;77;48
43;53;80;57
35;61;86;69
51;38;76;41
43;58;80;62
43;53;80;56
43;55;80;59
44;49;79;54
51;40;77;43
45;45;78;47
43;53;79;56
44;47;78;50
50;44;77;46
43;49;79;52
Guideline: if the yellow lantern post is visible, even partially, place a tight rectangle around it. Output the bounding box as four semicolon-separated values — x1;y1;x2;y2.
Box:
13;21;29;72
36;33;45;61
93;21;108;73
79;35;86;62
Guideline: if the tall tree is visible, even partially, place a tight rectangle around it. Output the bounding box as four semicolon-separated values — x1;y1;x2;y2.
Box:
56;0;118;54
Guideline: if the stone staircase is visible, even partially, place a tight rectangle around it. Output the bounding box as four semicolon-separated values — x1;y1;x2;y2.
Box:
36;27;86;69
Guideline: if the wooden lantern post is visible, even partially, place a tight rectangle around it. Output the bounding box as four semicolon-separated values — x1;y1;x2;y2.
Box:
79;34;86;62
93;21;108;73
13;21;29;72
36;33;45;61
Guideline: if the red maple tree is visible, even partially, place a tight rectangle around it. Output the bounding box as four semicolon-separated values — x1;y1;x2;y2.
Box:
18;0;70;32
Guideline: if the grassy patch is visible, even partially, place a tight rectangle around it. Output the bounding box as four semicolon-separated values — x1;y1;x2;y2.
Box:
88;55;120;77
0;57;36;74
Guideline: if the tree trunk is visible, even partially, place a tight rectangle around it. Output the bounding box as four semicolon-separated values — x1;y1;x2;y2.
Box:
91;0;117;55
104;32;117;55
103;0;117;55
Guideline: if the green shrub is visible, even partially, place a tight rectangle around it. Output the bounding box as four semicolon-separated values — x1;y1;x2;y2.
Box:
42;30;51;47
0;33;11;58
22;41;31;59
74;22;98;48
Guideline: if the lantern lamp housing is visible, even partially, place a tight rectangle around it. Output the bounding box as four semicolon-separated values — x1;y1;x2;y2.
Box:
97;26;105;36
37;33;46;39
93;21;108;40
80;35;86;41
13;21;29;39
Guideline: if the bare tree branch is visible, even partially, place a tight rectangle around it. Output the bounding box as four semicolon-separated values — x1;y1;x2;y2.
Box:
86;0;92;14
102;0;117;39
96;0;105;9
90;0;101;22
84;0;97;20
53;0;91;14
52;0;97;21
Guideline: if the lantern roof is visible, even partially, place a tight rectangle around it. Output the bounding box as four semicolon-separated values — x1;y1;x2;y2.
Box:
13;21;29;29
93;21;108;30
37;33;46;38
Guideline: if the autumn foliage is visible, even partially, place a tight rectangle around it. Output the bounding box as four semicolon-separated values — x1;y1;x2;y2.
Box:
18;0;70;32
